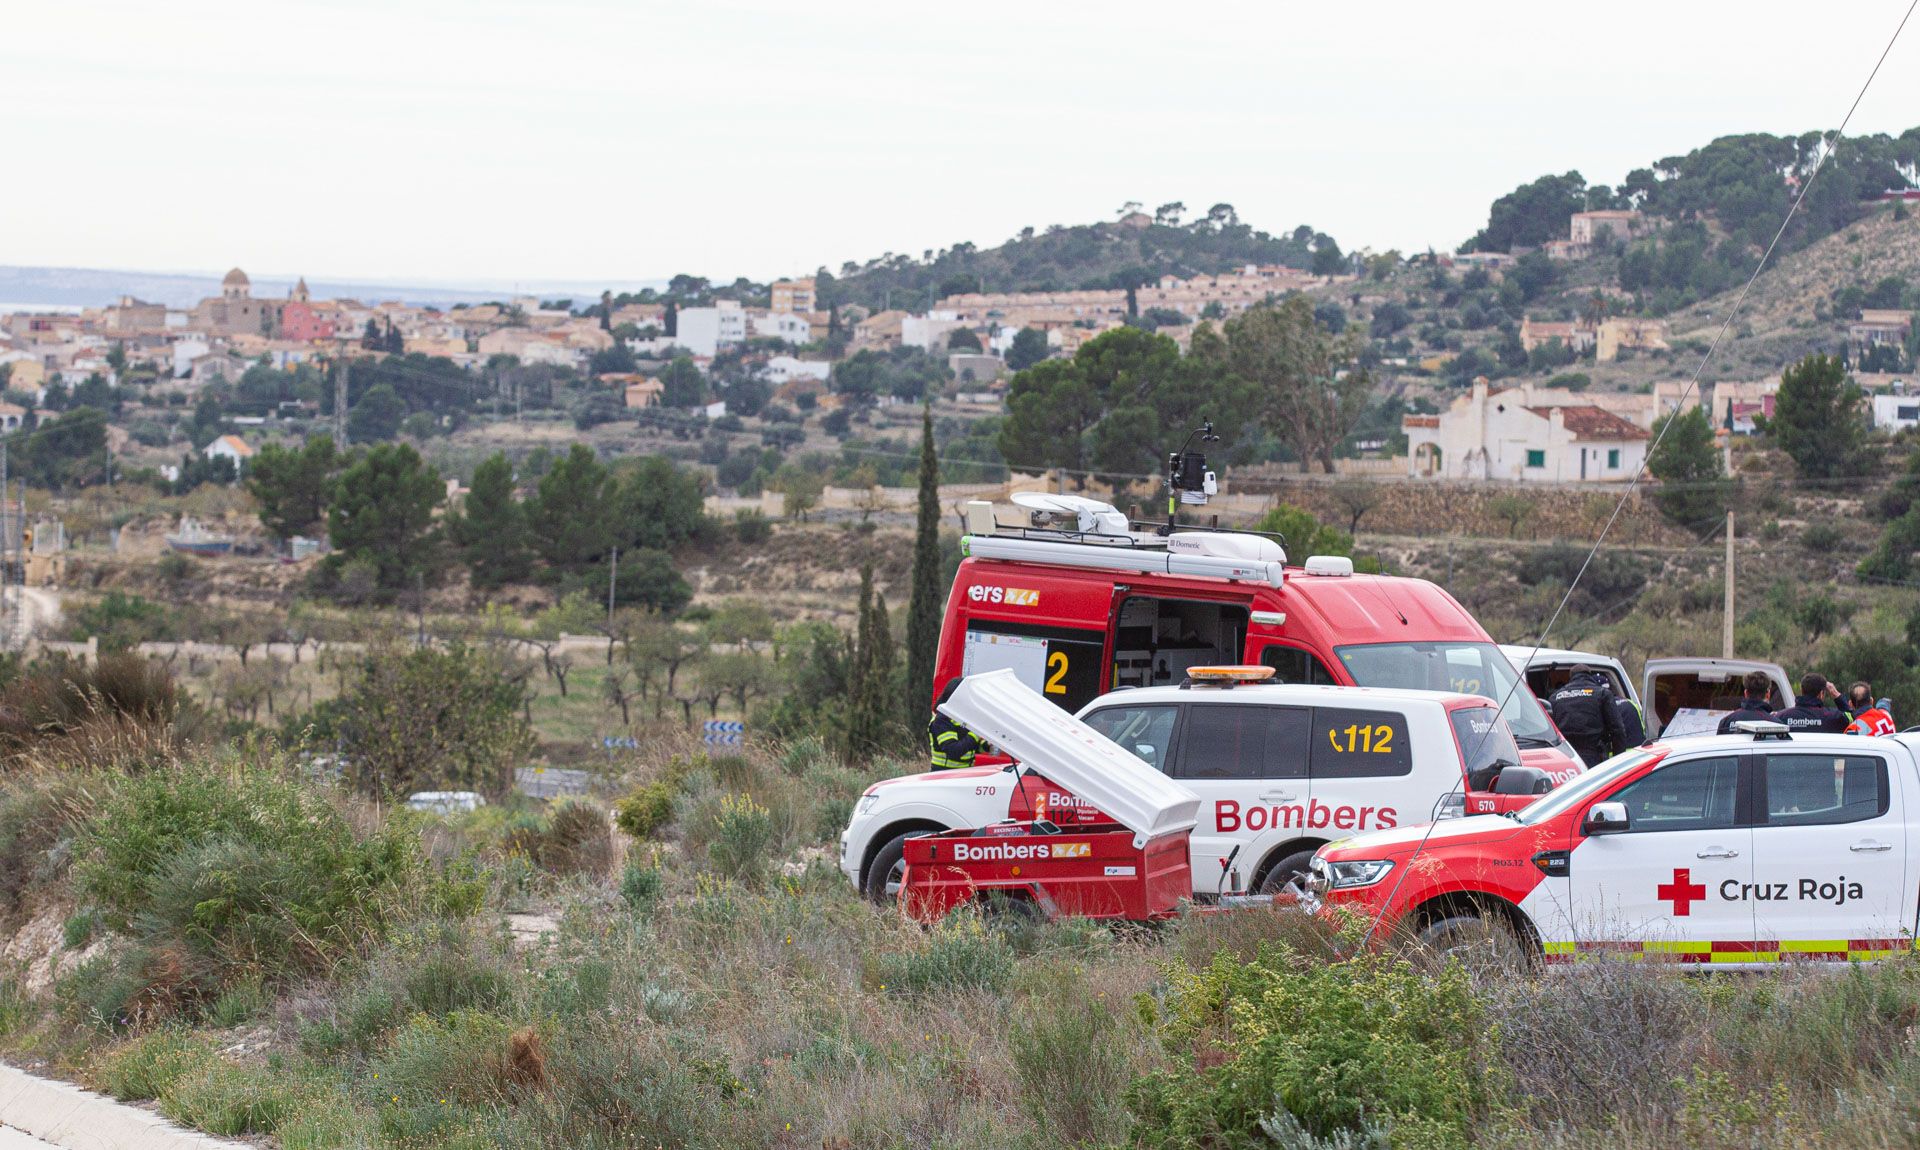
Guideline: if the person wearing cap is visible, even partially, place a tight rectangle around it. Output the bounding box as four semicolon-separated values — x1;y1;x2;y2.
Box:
1716;670;1778;734
1845;685;1896;736
927;678;990;770
1548;664;1629;767
1775;673;1850;734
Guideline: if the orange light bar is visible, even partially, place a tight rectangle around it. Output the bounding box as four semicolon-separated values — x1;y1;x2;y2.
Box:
1186;665;1276;682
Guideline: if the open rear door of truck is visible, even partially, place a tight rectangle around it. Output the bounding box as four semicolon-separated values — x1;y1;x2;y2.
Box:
941;669;1201;847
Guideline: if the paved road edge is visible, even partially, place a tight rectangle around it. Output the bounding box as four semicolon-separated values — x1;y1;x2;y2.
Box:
0;1063;246;1150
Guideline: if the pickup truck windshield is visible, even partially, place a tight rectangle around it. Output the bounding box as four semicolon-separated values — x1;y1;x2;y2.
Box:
1335;641;1563;750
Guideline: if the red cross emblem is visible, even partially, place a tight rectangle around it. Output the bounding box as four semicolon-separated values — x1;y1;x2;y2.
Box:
1657;867;1707;916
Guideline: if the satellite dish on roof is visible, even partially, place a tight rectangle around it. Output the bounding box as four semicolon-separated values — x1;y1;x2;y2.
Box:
1011;492;1130;536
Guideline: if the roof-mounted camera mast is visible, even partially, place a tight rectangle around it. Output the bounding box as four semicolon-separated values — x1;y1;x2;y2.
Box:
1164;421;1220;534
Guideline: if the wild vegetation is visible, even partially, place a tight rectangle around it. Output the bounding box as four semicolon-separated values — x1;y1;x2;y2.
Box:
2;682;1920;1149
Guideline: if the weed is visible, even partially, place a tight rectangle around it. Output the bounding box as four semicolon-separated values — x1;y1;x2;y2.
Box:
706;793;774;883
161;1058;295;1136
1009;981;1134;1143
371;1011;518;1110
61;908;99;950
204;978;268;1028
867;915;1015;996
98;1028;216;1101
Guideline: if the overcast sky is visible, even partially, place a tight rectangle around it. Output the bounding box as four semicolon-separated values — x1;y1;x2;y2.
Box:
7;0;1919;289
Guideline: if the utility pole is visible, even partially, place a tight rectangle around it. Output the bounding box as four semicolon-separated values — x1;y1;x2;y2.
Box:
334;360;349;447
1723;510;1735;659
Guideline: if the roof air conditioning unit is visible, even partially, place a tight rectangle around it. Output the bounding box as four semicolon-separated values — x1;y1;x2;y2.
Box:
1303;555;1355;577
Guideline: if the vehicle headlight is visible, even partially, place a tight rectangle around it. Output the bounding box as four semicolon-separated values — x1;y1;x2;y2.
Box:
856;794;879;815
1323;859;1395;889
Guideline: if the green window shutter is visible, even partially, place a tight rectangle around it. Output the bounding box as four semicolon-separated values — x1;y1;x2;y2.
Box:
1607;448;1620;468
1526;449;1545;468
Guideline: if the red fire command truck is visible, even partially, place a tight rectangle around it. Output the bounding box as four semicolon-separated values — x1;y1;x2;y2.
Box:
932;496;1580;782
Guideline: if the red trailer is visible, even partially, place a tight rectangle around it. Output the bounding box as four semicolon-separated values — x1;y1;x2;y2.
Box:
898;670;1201;922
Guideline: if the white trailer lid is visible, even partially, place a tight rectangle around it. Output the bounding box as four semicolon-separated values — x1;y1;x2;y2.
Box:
939;669;1201;846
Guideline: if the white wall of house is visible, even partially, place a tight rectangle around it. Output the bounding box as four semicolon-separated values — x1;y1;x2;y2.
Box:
1405;380;1647;481
1873;393;1920;431
764;355;831;384
675;304;746;359
751;312;811;344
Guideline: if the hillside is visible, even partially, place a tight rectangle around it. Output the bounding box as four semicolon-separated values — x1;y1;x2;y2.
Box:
818;210;1340;312
1669;202;1920;373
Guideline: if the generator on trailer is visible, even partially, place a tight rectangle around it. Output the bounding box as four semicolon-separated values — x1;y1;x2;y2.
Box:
896;670;1201;923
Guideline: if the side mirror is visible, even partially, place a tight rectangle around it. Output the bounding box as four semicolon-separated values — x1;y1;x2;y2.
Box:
1493;766;1553;796
1583;801;1630;836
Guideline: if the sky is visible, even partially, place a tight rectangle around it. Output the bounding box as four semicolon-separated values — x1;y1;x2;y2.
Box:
7;0;1920;290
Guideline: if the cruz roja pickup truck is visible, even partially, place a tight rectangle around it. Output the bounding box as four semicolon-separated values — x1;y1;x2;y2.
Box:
1310;722;1920;965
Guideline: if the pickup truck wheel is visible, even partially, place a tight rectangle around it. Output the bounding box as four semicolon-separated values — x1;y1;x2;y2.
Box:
1416;913;1532;977
1257;849;1318;899
863;833;915;905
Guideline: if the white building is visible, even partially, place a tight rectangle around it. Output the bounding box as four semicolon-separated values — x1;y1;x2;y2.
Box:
1873;388;1920;431
1404;379;1650;482
204;434;257;469
764;355;832;385
171;338;212;379
901;312;967;352
674;301;746;358
751;311;812;345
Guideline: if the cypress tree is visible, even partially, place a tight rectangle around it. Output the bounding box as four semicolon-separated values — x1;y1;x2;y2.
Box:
904;406;942;732
867;592;896;755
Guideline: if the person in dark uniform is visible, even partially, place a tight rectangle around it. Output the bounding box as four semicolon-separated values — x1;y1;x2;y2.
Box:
1775;673;1850;733
1549;665;1629;767
928;678;989;769
1614;692;1646;749
1716;670;1778;734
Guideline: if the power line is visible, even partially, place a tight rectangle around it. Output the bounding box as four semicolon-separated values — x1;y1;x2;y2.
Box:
1362;0;1920;948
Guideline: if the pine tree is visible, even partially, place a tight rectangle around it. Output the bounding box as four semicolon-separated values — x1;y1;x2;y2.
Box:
904;406;943;733
452;452;532;587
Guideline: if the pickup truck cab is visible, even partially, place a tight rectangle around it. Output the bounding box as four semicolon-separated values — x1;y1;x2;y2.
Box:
1312;723;1920;964
842;671;1569;903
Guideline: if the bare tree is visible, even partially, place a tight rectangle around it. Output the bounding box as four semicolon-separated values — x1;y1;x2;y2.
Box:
1329;479;1383;536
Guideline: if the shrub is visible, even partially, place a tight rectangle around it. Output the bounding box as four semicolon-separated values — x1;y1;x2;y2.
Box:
372;1011;518;1110
867;915;1015;996
1801;521;1846;553
614;782;676;838
0;770;94;916
619;860;663;911
733;510;772;543
1128;944;1501;1148
73;759;424;991
705;793;774;883
536;801;614;876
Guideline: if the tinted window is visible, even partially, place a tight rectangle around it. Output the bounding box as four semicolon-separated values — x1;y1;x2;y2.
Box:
1761;755;1888;826
1449;705;1521;791
1310;707;1413;778
1082;705;1179;775
1607;756;1739;832
1261;645;1338;685
1176;705;1311;780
